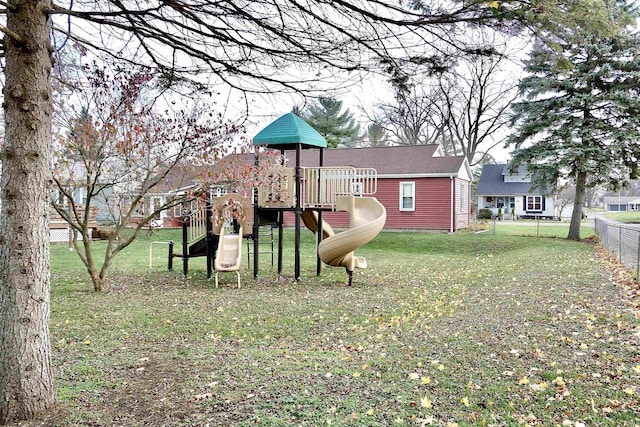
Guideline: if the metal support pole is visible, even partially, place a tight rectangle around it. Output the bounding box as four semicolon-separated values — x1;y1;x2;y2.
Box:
619;226;623;263
636;232;640;284
278;210;284;275
316;148;324;276
182;217;189;277
253;149;260;278
206;198;213;279
168;240;174;271
294;144;302;281
316;211;323;276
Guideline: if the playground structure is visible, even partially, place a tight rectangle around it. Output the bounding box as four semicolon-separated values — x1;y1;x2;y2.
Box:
167;193;252;284
169;112;387;285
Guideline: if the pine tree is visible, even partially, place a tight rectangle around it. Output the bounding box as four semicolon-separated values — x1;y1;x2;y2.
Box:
366;122;389;147
301;97;361;148
509;28;640;240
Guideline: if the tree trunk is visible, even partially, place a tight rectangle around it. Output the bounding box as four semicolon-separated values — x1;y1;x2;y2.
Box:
567;171;587;241
0;0;56;423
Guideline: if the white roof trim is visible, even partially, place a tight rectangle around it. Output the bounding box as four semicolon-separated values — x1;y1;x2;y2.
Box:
378;173;462;179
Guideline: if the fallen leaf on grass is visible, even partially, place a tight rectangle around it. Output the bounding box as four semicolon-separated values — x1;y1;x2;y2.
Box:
530;381;548;392
420;397;432;409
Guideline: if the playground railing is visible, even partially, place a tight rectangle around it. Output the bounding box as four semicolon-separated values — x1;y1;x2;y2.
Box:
302;167;377;208
353;168;378;195
186;200;208;244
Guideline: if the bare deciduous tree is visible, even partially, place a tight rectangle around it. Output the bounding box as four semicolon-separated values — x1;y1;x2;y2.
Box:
554;183;575;220
369;83;447;146
51;64;239;292
435;49;520;165
367;37;520;165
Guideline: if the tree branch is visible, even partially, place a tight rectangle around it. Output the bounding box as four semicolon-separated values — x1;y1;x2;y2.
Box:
0;24;23;43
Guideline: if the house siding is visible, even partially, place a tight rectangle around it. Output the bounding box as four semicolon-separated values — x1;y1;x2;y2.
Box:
382;178;452;230
282;177;467;231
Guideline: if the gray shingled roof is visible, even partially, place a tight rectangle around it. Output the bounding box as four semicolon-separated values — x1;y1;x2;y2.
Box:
477;164;543;196
285;145;467;176
603;196;640;204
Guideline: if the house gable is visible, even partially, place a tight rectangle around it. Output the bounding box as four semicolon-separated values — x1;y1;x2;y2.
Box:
477;163;558;218
477;164;544;196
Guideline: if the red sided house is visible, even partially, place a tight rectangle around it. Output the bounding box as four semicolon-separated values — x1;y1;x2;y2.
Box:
159;144;472;232
283;144;473;232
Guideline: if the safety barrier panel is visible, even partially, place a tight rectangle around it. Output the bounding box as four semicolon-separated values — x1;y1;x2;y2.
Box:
181;199;208;245
302;167;377;208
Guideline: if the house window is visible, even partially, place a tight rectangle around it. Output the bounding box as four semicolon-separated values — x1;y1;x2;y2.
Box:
124;196;144;217
504;173;532;183
459;183;467;212
526;196;542;211
73;188;87;205
212;187;227;198
152;196;163;220
399;182;415;211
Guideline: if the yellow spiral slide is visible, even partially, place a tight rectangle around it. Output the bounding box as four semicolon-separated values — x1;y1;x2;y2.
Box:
302;195;386;282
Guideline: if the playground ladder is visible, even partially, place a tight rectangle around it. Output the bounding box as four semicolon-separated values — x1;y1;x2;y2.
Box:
246;225;275;266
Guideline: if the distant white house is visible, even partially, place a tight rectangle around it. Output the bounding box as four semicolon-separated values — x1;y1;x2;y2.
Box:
603;196;640;212
476;164;556;219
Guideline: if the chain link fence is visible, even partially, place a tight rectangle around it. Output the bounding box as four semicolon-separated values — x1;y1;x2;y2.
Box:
594;217;640;283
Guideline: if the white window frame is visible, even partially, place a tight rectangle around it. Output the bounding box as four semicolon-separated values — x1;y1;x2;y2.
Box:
151;196;163;220
504;173;532;183
459;182;467;213
399;182;415;212
526;195;542;211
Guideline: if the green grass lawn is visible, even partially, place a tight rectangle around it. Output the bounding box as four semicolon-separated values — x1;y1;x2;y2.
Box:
44;228;639;426
470;220;595;239
604;211;640;223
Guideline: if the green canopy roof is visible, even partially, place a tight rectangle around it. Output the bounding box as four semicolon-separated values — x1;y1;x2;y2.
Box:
252;112;327;149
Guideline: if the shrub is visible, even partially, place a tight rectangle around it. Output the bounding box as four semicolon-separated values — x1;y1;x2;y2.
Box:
478;208;493;219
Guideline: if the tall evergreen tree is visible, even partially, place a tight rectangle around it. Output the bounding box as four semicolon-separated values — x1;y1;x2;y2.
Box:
366;122;389;147
508;28;640;240
301;97;361;148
